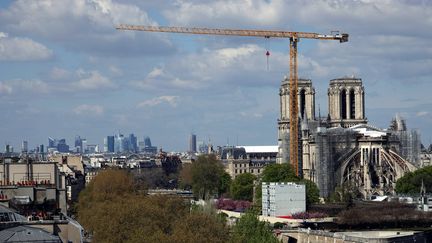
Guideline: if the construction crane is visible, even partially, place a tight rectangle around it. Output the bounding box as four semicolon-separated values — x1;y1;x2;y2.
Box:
116;24;348;177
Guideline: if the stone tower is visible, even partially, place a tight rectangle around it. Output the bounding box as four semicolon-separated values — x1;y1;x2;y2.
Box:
328;77;366;127
277;77;315;164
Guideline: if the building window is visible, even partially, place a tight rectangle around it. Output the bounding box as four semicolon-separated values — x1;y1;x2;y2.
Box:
341;89;347;119
350;89;355;119
235;169;237;173
300;89;306;118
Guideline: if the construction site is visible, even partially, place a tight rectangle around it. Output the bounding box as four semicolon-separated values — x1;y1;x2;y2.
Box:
116;24;422;200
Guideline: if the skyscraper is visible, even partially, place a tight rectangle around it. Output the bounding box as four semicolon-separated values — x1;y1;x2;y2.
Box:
48;137;69;153
75;136;84;153
21;140;28;153
129;133;138;153
104;136;115;153
144;136;152;147
114;134;125;153
189;134;197;153
57;139;69;153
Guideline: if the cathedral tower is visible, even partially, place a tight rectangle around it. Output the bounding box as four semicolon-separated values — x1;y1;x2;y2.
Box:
328;77;366;127
277;77;315;164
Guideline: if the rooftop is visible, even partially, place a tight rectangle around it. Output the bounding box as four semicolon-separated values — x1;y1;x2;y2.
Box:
236;146;278;153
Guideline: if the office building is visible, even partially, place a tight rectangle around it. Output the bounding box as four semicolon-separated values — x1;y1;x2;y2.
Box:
189;134;197;153
104;136;115;153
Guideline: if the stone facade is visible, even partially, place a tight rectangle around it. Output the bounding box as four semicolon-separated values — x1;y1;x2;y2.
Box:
277;77;420;198
328;78;366;127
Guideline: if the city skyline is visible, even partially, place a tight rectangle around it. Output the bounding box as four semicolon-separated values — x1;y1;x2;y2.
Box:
1;1;432;151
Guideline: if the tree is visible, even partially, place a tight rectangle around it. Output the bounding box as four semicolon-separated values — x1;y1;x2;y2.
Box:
301;179;320;205
230;173;256;201
170;212;230;243
396;165;432;194
219;172;232;197
191;154;226;199
230;210;280;243
179;163;193;190
260;163;297;183
328;182;361;203
77;169;230;242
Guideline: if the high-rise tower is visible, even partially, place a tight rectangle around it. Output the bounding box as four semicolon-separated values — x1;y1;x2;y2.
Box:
189;134;197;153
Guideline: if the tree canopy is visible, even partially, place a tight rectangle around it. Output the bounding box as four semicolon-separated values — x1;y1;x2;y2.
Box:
261;163;297;182
230;210;280;243
77;168;230;243
396;165;432;194
230;173;256;201
191;154;227;199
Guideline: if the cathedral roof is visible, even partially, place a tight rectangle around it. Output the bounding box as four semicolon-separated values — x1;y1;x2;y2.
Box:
349;124;387;137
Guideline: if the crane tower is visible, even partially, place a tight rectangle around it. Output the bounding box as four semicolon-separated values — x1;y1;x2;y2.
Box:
116;24;348;177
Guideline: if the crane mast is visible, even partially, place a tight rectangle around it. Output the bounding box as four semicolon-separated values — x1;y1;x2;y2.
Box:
116;24;348;177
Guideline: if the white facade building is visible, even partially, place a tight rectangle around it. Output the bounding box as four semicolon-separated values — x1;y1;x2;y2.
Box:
262;182;306;217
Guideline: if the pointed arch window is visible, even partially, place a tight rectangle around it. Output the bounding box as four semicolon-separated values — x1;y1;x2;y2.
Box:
341;89;347;119
350;89;355;119
300;89;306;118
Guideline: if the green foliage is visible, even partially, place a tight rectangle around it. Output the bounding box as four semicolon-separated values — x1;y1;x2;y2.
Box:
179;163;193;190
301;179;320;205
170;211;230;243
230;173;256;201
231;210;280;243
273;222;286;229
327;182;361;203
77;169;229;243
219;172;232;196
396;166;432;194
191;154;227;199
260;163;297;183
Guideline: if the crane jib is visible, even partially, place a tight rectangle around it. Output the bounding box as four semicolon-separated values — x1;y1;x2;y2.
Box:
116;25;348;42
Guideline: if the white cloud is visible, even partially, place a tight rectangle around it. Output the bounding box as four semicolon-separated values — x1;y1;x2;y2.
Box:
137;96;179;108
131;44;289;92
0;32;53;61
130;67;204;90
416;111;430;117
165;0;283;27
73;104;104;116
109;65;123;76
0;79;50;95
0;82;13;94
50;67;71;80
71;70;117;90
0;0;174;56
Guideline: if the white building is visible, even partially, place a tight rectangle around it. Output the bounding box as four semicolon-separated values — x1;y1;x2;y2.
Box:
262;182;306;217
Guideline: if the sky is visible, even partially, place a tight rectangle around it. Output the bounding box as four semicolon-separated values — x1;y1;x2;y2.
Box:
0;0;431;151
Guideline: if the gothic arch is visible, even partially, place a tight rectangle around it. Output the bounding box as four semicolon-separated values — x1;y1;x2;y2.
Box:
337;147;415;198
299;89;306;118
340;89;347;119
349;88;355;119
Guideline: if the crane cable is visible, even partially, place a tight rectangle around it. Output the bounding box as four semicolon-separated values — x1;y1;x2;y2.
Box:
265;36;270;71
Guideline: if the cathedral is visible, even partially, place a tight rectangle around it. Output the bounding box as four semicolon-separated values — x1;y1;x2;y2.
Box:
277;77;421;198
